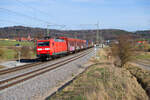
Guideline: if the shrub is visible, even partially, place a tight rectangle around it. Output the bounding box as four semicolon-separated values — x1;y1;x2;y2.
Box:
32;46;36;55
143;42;150;51
20;46;32;59
111;35;136;67
13;47;20;59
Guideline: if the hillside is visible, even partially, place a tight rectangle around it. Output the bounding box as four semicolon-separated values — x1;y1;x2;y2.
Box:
0;26;135;42
135;30;150;39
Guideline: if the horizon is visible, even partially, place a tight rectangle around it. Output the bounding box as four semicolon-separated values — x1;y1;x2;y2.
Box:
0;25;149;32
0;0;150;31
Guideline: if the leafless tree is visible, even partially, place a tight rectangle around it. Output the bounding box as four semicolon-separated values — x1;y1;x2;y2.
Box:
111;35;136;67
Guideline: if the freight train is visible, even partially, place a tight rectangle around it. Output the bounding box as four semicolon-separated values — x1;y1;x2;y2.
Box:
36;37;93;60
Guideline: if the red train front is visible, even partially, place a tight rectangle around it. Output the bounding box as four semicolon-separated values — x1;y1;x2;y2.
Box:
36;38;67;60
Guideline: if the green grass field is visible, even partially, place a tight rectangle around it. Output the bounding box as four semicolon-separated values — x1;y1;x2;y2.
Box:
3;48;16;60
0;40;34;47
0;47;17;61
0;40;35;61
0;47;36;61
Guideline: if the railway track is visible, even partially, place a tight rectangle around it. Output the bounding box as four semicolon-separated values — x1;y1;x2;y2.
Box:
0;62;43;75
0;49;92;91
0;49;90;75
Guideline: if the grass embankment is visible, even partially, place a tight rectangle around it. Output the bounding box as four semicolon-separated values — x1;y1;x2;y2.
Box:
0;47;36;61
0;47;16;60
126;64;150;97
49;48;149;100
0;40;34;46
0;40;36;61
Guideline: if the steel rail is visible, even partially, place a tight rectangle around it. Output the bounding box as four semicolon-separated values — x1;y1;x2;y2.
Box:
0;49;91;75
0;62;43;75
0;49;92;90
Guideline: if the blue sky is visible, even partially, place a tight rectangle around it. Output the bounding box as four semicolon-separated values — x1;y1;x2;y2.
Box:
0;0;150;31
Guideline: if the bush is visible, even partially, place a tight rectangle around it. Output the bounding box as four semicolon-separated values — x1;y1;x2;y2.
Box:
20;46;32;59
13;47;20;59
14;46;32;59
32;47;36;55
111;35;136;67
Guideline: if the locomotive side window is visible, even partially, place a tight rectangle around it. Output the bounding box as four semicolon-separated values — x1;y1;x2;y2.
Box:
38;42;49;46
54;39;64;42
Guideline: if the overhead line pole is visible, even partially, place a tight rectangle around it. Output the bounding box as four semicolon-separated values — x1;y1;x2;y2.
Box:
96;21;99;45
47;24;50;38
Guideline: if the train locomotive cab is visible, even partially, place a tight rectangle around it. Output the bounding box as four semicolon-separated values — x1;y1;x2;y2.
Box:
36;38;68;60
36;40;51;60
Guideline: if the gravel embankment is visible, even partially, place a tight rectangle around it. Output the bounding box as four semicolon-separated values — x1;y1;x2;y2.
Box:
0;49;90;80
0;49;94;100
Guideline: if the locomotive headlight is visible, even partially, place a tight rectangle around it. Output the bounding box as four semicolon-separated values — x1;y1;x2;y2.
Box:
45;48;50;50
37;48;42;51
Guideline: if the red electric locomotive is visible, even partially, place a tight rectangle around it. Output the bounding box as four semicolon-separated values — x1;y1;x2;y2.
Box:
36;37;87;60
37;38;67;60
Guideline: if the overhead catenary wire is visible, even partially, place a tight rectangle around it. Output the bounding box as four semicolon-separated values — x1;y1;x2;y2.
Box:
15;0;62;27
0;7;66;28
15;0;52;18
0;19;47;28
61;24;98;30
0;7;51;25
0;19;27;26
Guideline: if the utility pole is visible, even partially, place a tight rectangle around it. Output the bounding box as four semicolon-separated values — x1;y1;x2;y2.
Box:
96;21;104;48
18;51;20;63
96;21;99;45
47;24;50;38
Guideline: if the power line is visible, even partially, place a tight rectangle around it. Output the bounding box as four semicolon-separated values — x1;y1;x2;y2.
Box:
0;7;51;24
0;19;46;27
15;0;52;18
0;19;23;25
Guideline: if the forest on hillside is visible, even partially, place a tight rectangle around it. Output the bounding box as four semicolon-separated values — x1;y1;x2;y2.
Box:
0;26;149;42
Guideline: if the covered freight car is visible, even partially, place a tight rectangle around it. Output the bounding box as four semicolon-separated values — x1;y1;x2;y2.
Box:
59;37;86;52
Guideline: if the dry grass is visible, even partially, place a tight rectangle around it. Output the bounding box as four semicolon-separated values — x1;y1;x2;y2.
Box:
125;64;150;97
49;64;148;100
49;49;148;100
0;65;5;69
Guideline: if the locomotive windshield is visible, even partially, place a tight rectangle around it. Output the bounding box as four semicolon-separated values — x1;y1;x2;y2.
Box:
38;42;49;46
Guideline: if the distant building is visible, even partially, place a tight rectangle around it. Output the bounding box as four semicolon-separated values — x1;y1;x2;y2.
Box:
15;34;33;41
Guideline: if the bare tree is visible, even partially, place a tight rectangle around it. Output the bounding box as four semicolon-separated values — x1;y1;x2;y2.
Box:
111;35;136;67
